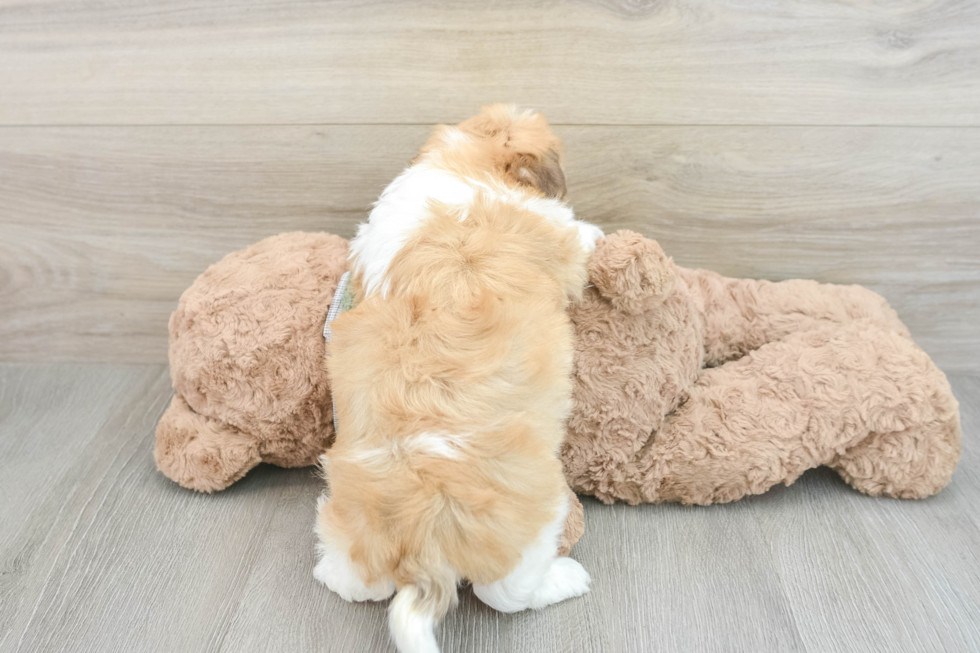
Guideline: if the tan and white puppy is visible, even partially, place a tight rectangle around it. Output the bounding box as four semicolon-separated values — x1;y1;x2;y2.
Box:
315;105;602;653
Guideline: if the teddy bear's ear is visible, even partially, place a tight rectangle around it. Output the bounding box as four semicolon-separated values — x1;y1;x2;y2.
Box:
588;230;676;314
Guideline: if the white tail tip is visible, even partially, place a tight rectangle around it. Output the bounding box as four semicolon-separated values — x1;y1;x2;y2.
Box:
389;585;440;653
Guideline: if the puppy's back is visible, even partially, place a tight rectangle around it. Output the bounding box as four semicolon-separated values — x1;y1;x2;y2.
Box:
324;193;586;651
330;196;586;449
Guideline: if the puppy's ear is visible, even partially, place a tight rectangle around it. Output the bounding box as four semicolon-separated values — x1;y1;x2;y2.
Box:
506;148;567;199
459;104;568;199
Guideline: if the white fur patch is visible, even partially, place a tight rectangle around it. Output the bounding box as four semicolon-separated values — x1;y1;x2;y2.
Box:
472;493;591;613
405;431;468;458
341;432;469;467
313;500;396;602
575;221;605;253
350;165;475;297
389;586;440;653
441;128;471;147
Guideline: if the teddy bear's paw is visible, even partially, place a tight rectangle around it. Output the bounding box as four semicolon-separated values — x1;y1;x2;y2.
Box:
314;547;396;602
528;557;592;609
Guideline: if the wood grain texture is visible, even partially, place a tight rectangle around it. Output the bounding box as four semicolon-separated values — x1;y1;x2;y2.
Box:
1;125;977;369
1;364;977;652
1;0;980;126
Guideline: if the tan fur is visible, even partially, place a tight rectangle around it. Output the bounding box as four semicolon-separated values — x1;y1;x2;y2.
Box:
321;106;589;618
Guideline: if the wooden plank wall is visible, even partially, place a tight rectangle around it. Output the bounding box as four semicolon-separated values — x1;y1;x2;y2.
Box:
1;0;978;369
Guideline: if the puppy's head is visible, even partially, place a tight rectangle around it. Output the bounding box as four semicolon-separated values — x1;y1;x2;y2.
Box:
422;104;567;199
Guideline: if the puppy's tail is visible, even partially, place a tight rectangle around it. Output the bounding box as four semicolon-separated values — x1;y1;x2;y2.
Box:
388;562;457;653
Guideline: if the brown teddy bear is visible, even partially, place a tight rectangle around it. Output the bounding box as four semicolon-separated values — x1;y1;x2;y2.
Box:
153;231;584;553
155;230;960;545
563;230;960;504
155;232;348;492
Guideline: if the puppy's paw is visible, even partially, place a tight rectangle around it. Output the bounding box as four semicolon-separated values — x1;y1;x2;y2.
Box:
314;551;395;602
529;557;591;609
576;222;604;253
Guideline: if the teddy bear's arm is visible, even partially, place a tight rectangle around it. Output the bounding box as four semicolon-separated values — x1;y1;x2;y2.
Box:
154;395;263;493
677;267;908;366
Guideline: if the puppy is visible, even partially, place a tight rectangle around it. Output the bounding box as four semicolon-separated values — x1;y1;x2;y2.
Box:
314;105;602;653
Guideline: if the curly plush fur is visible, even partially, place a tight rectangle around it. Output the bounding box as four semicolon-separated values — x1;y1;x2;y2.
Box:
155;230;960;523
562;231;961;504
154;232;349;492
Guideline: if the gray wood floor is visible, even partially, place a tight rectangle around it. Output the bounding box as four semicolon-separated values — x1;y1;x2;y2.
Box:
1;363;977;653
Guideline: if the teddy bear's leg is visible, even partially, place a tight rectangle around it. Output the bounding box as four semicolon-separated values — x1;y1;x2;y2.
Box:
154;395;262;493
620;321;960;505
831;416;961;499
563;414;662;505
679;268;909;366
827;323;961;499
